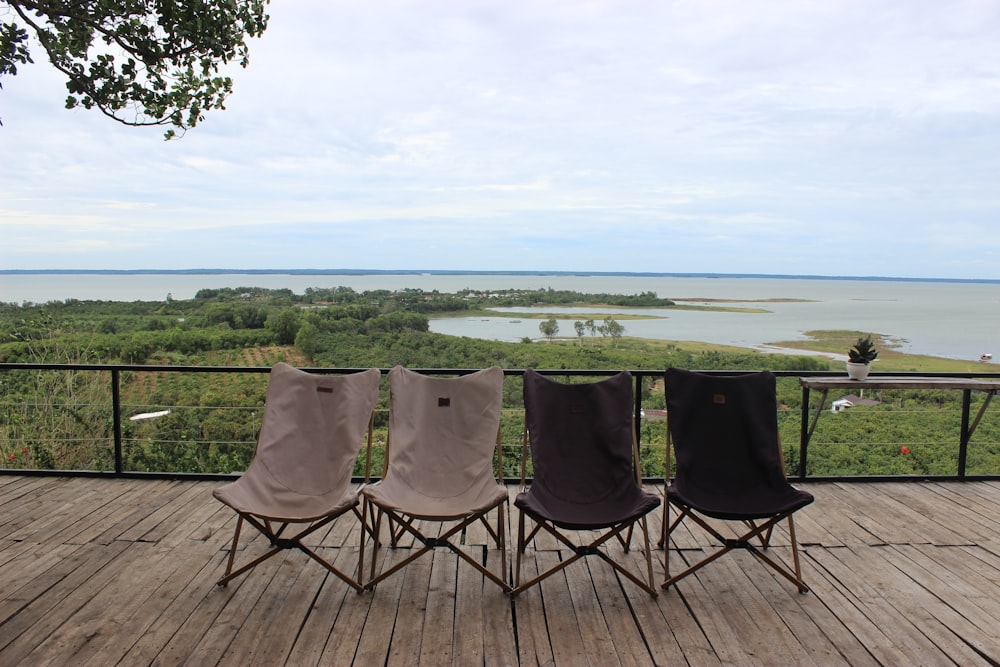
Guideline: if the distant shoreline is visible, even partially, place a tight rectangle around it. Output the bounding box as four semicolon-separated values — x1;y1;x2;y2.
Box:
2;269;997;284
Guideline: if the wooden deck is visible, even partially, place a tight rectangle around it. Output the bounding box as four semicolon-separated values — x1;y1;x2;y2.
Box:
1;476;999;666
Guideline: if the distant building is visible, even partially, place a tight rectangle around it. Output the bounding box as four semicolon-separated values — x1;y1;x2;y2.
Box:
831;394;881;413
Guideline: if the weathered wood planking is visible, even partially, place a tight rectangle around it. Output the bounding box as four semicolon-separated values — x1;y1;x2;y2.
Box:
0;477;998;665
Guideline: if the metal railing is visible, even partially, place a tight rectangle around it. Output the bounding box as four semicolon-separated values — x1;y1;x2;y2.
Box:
2;363;1000;482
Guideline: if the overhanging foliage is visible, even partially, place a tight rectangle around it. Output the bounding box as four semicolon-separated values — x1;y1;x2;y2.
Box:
1;0;270;137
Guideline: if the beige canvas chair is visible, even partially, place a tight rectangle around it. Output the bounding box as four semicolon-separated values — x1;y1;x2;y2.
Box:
213;363;381;592
661;368;813;593
361;365;510;592
512;370;660;596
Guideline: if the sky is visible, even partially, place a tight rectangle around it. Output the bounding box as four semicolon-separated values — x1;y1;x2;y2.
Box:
2;0;1000;279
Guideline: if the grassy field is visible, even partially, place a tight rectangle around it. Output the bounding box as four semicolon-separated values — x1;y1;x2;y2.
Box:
766;329;995;373
564;330;995;374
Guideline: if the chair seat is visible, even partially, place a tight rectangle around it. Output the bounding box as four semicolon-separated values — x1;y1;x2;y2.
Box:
214;476;360;523
363;475;508;520
515;487;660;530
668;481;812;521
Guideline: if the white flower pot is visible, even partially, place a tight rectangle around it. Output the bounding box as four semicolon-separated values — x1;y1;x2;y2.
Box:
846;362;870;380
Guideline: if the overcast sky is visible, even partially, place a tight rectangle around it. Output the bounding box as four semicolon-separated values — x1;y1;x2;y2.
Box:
2;0;1000;279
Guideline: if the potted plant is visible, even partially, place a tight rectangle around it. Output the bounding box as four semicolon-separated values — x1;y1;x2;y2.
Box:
846;335;878;380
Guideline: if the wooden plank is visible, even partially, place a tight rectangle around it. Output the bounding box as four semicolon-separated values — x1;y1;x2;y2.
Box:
807;545;959;665
802;549;907;665
0;539;21;569
713;552;832;666
880;544;1000;658
801;376;1000;391
685;552;814;666
663;551;758;667
511;549;556;666
584;553;652;667
3;476;1000;665
183;502;240;549
177;549;295;665
0;544;128;652
846;544;993;665
27;536;219;665
849;482;969;546
114;480;210;543
618;549;721;666
81;479;192;545
418;549;458;665
0;540;80;603
912;543;1000;624
0;476;64;514
146;483;223;542
386;543;434;666
1;477;125;543
283;546;370;666
480;543;518;667
313;549;384;664
219;545;333;666
832;483;926;545
822;483;907;544
0;540;132;664
564;555;622;667
76;538;223;667
919;482;1000;540
798;484;878;547
784;493;846;548
533;550;591;666
114;548;233;666
5;541;169;664
452;546;486;666
740;549;866;666
880;482;988;544
624;560;713;666
351;548;411;666
63;478;177;537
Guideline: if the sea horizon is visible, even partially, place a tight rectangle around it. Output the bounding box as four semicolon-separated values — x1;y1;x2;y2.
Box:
1;268;998;284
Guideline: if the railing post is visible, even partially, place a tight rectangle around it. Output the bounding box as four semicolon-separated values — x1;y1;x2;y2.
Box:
798;385;809;481
633;374;643;447
112;368;123;476
958;388;971;480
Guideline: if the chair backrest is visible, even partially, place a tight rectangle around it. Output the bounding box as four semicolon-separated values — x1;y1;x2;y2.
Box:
665;368;788;496
384;365;504;497
249;363;381;497
523;369;638;505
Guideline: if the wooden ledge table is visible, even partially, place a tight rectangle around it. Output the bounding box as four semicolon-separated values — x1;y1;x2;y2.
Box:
798;376;1000;480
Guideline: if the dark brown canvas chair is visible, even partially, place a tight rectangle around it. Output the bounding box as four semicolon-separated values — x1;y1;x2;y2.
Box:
661;368;813;593
213;363;381;592
361;366;510;592
513;370;661;596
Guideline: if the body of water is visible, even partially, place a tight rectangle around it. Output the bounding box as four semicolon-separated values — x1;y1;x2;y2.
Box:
2;273;998;362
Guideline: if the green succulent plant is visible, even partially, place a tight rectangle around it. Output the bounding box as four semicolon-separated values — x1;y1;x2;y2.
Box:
848;335;879;364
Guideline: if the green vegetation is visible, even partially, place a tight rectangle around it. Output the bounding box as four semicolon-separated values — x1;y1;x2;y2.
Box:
1;287;998;478
1;0;270;137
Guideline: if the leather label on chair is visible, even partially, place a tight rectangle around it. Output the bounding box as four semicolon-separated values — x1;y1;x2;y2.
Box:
438;397;451;406
317;387;334;393
713;393;726;405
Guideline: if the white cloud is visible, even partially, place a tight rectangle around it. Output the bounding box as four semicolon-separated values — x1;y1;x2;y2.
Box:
1;0;999;277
